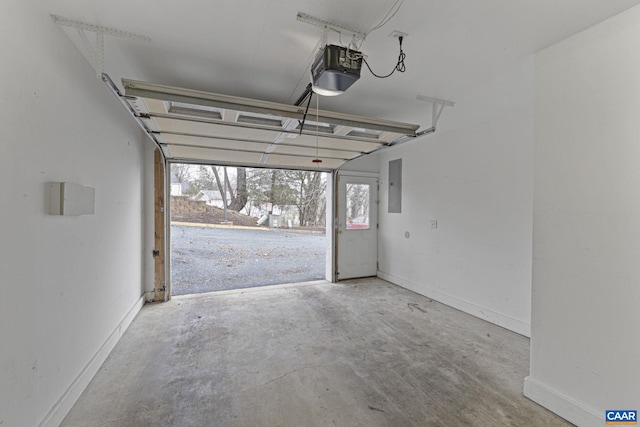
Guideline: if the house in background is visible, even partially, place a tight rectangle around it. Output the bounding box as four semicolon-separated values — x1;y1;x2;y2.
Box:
169;172;189;196
170;182;182;196
192;190;230;208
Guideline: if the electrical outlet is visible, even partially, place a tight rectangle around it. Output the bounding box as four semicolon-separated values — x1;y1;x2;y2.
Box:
431;220;438;229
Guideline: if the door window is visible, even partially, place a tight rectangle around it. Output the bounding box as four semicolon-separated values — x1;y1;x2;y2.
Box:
345;183;370;230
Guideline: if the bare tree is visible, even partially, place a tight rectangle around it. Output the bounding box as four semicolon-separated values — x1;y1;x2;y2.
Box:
246;169;296;214
285;170;326;226
185;165;326;226
224;167;248;212
230;167;248;212
210;166;227;207
171;163;193;183
203;166;249;213
346;183;369;220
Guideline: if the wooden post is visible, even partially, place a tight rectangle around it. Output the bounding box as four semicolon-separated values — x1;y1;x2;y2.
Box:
154;149;166;301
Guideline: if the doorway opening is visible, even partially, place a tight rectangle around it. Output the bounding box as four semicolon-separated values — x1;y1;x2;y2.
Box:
336;174;378;280
169;163;328;296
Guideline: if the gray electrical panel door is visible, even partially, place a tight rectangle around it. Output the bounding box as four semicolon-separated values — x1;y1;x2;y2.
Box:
388;159;402;213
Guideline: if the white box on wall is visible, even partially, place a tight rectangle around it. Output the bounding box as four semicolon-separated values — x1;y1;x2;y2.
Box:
48;182;95;216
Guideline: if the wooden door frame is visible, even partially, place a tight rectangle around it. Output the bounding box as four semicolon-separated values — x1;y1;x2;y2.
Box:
153;149;168;302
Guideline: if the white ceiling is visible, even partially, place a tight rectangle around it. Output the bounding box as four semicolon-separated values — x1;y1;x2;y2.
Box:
50;0;640;134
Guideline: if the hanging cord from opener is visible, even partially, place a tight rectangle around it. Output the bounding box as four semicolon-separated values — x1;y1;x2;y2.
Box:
361;35;406;78
313;93;322;163
350;0;406;78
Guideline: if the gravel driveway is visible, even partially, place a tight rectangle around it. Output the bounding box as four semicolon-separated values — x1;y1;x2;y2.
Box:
170;225;326;295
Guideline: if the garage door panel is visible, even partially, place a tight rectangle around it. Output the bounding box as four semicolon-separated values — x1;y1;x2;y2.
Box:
161;134;356;160
116;77;421;170
154;120;386;155
264;154;343;169
293;134;383;153
153;117;282;141
161;133;271;152
143;98;169;115
270;144;357;159
168;146;263;164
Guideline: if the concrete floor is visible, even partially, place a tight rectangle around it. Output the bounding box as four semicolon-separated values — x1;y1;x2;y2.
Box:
62;278;571;427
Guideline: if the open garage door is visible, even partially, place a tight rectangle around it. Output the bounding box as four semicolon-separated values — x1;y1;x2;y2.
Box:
104;75;420;171
169;164;328;295
104;76;419;293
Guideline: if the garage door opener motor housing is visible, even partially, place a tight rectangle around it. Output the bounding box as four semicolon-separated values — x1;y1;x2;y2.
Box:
311;44;363;96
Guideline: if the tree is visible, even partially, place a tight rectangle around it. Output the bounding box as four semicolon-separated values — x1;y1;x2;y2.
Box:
246;169;296;214
173;164;327;227
229;167;248;212
284;170;326;226
197;166;249;213
181;165;216;196
210;166;227;208
346;183;369;220
171;163;193;184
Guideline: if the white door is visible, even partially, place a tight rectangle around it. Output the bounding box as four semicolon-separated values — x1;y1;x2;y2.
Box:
336;175;378;280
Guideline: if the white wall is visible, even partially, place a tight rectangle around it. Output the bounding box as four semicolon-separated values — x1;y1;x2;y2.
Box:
377;60;535;337
525;6;640;426
0;3;147;426
341;152;380;174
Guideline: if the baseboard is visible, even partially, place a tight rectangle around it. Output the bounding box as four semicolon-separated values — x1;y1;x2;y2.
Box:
524;376;602;427
377;271;531;337
39;295;145;427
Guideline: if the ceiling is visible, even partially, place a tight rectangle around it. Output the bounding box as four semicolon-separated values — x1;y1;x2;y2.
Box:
49;0;640;167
